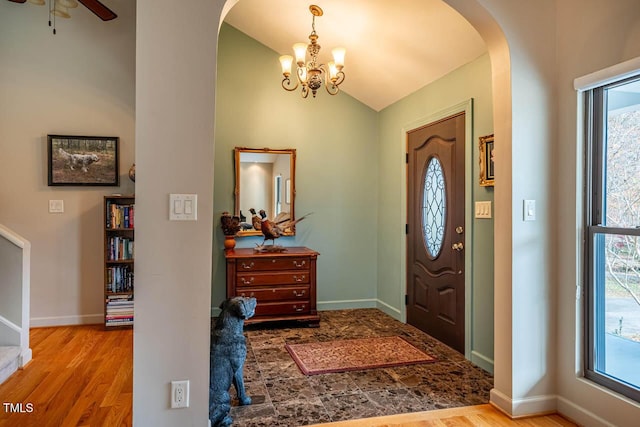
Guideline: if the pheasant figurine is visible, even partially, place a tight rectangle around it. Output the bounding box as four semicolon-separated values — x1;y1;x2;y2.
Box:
258;209;312;246
248;208;262;231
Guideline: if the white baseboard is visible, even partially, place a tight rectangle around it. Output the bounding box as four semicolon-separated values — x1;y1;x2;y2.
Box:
490;388;557;418
30;314;103;327
470;350;494;374
317;299;377;311
20;347;32;367
492;392;628;426
376;300;401;320
556;395;620;427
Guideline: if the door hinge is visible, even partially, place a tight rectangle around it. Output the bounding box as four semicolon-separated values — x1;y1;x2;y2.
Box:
406;153;409;164
405;224;409;234
405;294;408;305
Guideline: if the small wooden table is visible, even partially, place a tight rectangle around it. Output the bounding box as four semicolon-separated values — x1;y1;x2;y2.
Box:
224;247;320;327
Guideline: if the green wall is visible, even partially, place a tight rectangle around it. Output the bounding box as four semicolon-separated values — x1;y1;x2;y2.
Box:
213;24;379;311
214;23;494;370
377;53;495;369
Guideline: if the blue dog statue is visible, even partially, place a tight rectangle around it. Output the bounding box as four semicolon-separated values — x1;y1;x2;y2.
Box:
209;296;257;426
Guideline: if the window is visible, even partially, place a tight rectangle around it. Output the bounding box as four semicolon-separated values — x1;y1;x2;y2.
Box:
585;75;640;402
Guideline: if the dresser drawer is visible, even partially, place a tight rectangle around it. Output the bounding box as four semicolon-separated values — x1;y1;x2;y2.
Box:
255;301;310;316
236;257;310;272
236;271;309;286
236;286;310;302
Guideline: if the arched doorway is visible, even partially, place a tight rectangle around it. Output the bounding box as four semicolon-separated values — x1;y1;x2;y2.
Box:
216;0;512;414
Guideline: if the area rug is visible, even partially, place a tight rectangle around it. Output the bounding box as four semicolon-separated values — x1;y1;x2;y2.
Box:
284;336;436;375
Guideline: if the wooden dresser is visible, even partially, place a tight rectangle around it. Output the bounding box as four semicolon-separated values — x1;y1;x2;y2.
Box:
225;247;320;326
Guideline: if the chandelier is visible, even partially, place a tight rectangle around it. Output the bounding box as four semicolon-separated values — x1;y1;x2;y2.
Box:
279;5;346;98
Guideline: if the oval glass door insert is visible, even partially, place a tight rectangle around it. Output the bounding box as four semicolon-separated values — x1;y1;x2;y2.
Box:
423;157;446;257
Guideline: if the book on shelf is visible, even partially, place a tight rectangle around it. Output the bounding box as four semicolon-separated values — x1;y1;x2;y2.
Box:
107;237;134;261
106;320;133;327
106;313;134;318
106;202;135;230
106;266;134;293
106;306;134;313
105;309;134;317
106;300;132;305
106;294;133;302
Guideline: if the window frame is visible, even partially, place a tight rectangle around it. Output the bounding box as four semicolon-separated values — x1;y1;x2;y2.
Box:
583;74;640;403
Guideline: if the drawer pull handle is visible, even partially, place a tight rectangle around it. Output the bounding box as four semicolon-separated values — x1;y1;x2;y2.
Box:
293;305;306;312
292;260;306;268
240;277;255;285
239;292;255;297
292;290;306;297
292;275;306;283
272;259;276;263
241;262;255;269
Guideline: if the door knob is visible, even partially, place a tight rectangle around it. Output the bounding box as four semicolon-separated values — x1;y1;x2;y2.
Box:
456;226;464;234
452;242;464;251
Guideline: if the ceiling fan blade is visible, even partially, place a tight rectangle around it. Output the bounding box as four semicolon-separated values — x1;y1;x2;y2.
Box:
7;0;28;4
77;0;117;21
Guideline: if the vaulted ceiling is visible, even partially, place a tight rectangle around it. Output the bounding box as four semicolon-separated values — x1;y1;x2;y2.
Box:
224;0;487;111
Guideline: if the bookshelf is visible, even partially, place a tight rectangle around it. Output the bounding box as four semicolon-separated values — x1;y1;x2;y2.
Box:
104;195;135;328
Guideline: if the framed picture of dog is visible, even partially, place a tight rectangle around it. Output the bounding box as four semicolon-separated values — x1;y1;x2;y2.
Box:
47;135;119;186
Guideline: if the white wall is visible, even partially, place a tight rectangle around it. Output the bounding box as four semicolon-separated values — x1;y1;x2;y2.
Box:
0;0;136;326
134;0;220;425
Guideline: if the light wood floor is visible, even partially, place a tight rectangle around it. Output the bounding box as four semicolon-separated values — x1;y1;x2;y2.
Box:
309;404;578;427
0;325;132;427
0;325;577;427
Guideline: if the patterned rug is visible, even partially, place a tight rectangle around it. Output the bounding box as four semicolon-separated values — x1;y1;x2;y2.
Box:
285;336;436;375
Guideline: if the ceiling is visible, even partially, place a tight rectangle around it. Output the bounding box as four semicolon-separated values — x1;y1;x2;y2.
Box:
224;0;487;111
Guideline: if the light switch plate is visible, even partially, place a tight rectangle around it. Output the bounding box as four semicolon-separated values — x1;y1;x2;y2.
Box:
169;194;197;221
475;201;492;219
49;200;64;213
524;199;536;221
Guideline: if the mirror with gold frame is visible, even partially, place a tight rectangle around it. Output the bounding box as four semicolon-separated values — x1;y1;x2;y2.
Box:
234;147;296;236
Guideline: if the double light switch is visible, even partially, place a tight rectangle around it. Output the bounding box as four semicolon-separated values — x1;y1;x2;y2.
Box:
169;194;197;221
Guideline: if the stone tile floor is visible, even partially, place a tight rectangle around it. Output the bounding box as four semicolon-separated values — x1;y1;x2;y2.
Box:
224;309;493;426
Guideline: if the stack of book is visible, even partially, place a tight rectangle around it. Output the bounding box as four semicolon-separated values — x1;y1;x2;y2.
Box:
105;294;134;327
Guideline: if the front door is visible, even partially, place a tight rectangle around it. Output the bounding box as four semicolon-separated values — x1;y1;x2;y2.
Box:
406;112;465;353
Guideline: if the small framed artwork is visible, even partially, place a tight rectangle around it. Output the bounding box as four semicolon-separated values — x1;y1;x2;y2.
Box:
479;134;495;187
48;135;119;186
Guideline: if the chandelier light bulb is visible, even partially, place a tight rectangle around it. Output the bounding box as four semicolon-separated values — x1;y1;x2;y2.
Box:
328;62;338;81
293;43;308;66
331;47;346;69
298;67;308;84
279;55;294;76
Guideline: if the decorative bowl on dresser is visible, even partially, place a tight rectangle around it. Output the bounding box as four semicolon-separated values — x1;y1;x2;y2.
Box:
224;247;320;327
